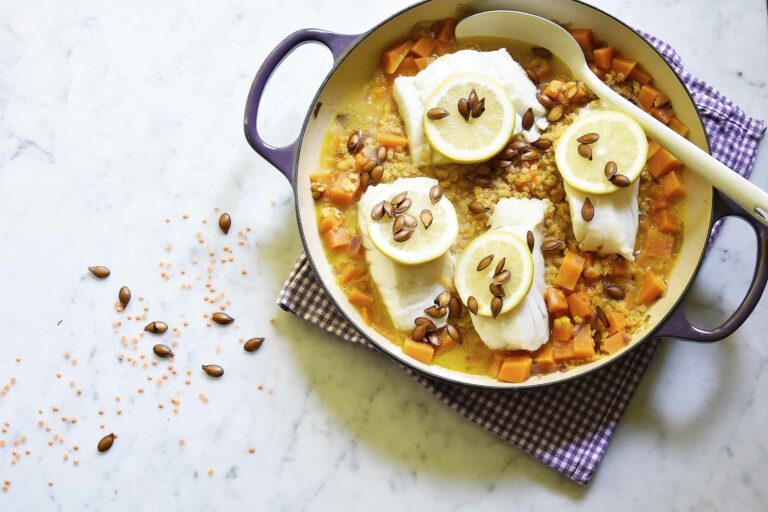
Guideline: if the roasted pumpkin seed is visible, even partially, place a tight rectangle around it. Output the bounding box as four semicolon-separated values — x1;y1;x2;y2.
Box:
510;140;531;152
393;215;406;233
427;108;449;120
202;364;224;378
396;198;412;213
448;296;462;318
436;290;452;308
243;337;265;352
391;191;408;206
346;130;362;154
420;209;433;229
533;138;553;150
547;104;564;122
491;296;503;318
520;149;540;162
582;197;595;221
578;143;593;160
604;161;618;180
212;312;234;325
424;305;447;318
527;230;535;252
494;257;506;276
541;239;564;252
596;305;609;327
371;201;385;220
88;266;110;278
494;269;511;285
577;132;600;144
522;107;534;130
144;321;168;334
536;93;556;108
477;254;494;271
489;283;505;297
468;89;478;109
604;284;626;300
415;316;437;331
152;344;174;358
369;165;384;185
218;213;232;234
611;174;631;187
427;332;442;346
393;228;414;242
458;98;470;121
97;433;116;453
470;98;485;118
402;213;418;228
118;286;131;308
468;201;487;214
411;323;427;341
429;185;442;204
445;324;462;344
377;146;387;164
467;296;479;315
526;68;539;84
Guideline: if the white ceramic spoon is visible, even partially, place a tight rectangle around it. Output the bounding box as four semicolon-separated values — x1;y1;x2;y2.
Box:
456;10;768;227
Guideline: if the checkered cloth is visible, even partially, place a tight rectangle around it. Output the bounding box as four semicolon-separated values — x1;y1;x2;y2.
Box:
277;34;766;484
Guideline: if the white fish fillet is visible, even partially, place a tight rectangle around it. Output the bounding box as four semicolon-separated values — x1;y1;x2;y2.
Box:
393;49;548;167
357;177;455;331
469;198;550;351
565;181;639;261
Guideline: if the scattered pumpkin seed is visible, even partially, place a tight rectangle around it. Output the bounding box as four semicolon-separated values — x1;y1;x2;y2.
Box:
445;324;462;344
577;132;600;144
582;197;595;221
526;68;539;84
547;104;564;122
491;159;512;169
468;201;487;214
477;255;494;271
396;198;412;213
426;332;442;346
427;107;449;120
243;338;265;352
611;174;631;187
520;149;540;162
383;201;395;218
448;296;462;318
153;344;174;358
118;286;131;308
393;228;414;242
97;433;116;453
436;290;452;308
470;98;485;118
541;239;564;252
346;130;362;154
202;364;224;378
212;312;234;325
411;323;427;341
468;89;478;110
218;213;232;234
424;305;447;318
489;283;505;297
494;269;511;285
596;305;609;327
467;296;479;315
88;266;110;279
593;329;602;353
429;185;442;204
491;296;503;319
536;93;555;108
393;215;405;233
371;201;385;220
473;176;493;188
359;171;369;192
391;191;407;206
377;146;387;164
494;257;506;276
510;141;530;152
522;107;534;130
415;316;437;331
144;321;168;334
369;165;384;185
605;284;626;300
604;161;618;180
402;214;418;228
533;139;552;150
420;209;433;229
527;230;535;252
578;143;593;160
458;98;470;121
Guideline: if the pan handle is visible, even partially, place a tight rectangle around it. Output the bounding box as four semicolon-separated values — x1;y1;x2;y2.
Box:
243;29;359;179
656;191;768;342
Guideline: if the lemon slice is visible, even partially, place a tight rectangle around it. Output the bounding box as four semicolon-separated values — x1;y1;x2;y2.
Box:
423;72;515;163
554;110;648;195
365;186;458;265
454;230;533;317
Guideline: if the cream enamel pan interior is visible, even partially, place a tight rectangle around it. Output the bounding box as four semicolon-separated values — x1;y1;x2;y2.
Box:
246;0;768;389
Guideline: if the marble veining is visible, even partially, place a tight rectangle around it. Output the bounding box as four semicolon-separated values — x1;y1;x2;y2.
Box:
0;0;766;510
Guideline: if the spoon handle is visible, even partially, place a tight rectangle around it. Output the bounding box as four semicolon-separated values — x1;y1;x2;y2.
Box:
581;69;768;227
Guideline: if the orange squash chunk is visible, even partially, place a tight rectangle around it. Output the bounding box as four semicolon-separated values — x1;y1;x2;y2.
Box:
592;46;615;71
309;171;332;186
545;288;570;315
411;37;436;57
567;292;592;318
325;172;360;206
628;66;652;85
611;259;630;278
637;85;661;111
654;91;670;107
661;171;686;201
553;338;576;362
611;57;637;78
648;184;671;211
394;56;420;77
647;147;683;178
555;251;586;290
644;229;674;259
497;355;532;383
651;106;675;125
573;326;595;359
568;28;594;52
318;214;341;234
647;139;661;160
637;271;667;305
403;339;434;365
488;353;506;378
552;316;573;341
339;263;361;285
348;288;374;308
655;209;682;234
435;336;459;356
434;18;457;42
360;306;371;325
381;40;413;74
377;132;408;149
668;117;689;137
414;56;436;70
602;331;627;355
607;311;627;335
533;342;556;371
323;227;351;250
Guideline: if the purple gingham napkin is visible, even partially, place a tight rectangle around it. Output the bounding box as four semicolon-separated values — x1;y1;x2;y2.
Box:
277;34;766;484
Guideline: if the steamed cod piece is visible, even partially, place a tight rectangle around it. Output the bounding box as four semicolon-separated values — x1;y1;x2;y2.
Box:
564;181;639;261
393;49;548;167
470;198;550;351
357;177;455;331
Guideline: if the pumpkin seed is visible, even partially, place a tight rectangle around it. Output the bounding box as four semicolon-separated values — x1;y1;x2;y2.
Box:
424;305;447;318
477;254;494;271
393;228;414;242
152;344;174;358
547;104;564;122
526;68;539;84
445;324;462;344
604;161;618;180
346;130;362;154
218;213;232;234
510;141;531;152
88;266;110;278
522;107;534;130
491;296;503;319
533;138;553;150
537;93;555;108
448;296;462;318
396;198;412;213
604;284;626;300
429;185;442;204
593;329;602;353
144;321;168;334
470;98;485;118
596;305;609;327
491;159;512;169
520;149;540;162
611;174;631;187
402;214;418;228
243;337;265;352
467;296;479;315
499;147;518;160
97;433;116;453
532;46;553;59
359;170;369;192
369;165;384;185
468;201;487;214
377;146;387;164
527;230;535;252
458;98;470;121
468;89;478;110
578;143;593;160
212;312;234;325
494;269;511;285
427;107;449;120
118;286;131;308
426;332;442;346
391;191;408;206
473;176;493;188
392;215;406;233
415;316;437;331
420;209;433;229
582;197;595;221
371;201;385;220
436;290;452;308
541;239;564;252
411;323;427;341
383;201;395;218
494;257;506;276
577;132;600;144
489;283;505;297
202;364;224;378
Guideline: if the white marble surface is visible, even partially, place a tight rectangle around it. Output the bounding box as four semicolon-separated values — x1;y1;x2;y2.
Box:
0;0;766;510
